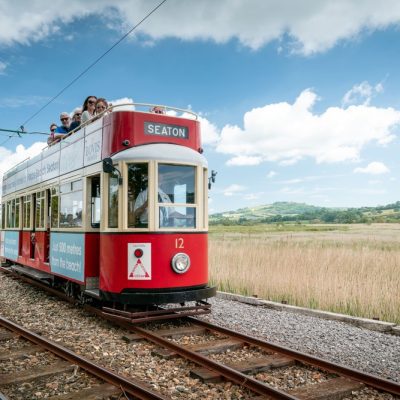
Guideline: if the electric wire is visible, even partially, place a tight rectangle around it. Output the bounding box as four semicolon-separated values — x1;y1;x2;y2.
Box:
20;0;168;128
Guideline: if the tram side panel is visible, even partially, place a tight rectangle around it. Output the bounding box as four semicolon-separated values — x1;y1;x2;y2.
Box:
99;232;208;302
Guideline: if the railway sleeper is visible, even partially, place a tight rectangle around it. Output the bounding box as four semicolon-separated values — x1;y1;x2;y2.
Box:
45;383;122;400
190;354;295;383
0;360;74;386
152;338;244;359
122;325;207;342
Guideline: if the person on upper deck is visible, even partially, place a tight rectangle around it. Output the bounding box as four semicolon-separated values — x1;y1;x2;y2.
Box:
47;123;58;145
69;107;82;132
53;112;70;141
81;96;97;124
150;106;165;114
95;98;111;118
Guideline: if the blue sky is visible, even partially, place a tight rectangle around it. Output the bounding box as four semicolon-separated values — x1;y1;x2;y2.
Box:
1;1;400;213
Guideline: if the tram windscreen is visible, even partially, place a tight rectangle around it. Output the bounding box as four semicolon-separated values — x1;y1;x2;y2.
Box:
158;164;196;228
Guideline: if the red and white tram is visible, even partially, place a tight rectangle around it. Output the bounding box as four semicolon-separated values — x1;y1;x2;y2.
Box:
0;104;216;305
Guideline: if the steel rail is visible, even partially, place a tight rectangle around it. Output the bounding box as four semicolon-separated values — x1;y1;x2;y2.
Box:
189;317;400;396
92;307;297;400
2;266;399;397
0;316;167;400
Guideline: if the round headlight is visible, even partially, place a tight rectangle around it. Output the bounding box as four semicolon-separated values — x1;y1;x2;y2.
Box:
171;253;191;274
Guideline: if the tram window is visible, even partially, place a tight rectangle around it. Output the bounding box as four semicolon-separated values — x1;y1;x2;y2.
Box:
1;203;4;229
108;173;119;228
35;191;45;229
15;198;20;228
59;180;83;228
91;177;101;228
157;164;196;229
23;195;31;229
127;163;148;228
51;188;59;228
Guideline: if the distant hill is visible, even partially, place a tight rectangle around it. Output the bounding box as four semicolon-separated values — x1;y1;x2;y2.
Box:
210;201;400;225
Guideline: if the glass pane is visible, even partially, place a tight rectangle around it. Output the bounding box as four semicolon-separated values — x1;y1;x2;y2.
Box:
24;196;31;228
40;198;45;228
73;180;83;191
60;191;83;227
15;200;20;228
91;177;101;228
127;163;148;228
158;164;195;204
159;206;196;228
51;195;59;228
35;196;40;228
108;174;119;228
60;183;71;194
1;204;5;229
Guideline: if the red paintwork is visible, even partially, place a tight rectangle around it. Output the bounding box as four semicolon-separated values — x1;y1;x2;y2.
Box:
102;111;201;157
15;231;99;285
84;233;99;278
99;233;208;294
18;231;50;273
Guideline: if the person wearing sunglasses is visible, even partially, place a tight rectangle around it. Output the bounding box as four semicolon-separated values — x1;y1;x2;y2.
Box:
47;123;58;145
68;107;82;132
81;95;97;124
150;106;165;115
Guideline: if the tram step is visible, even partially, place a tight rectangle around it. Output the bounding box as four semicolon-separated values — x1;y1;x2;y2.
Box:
11;264;53;281
84;289;100;299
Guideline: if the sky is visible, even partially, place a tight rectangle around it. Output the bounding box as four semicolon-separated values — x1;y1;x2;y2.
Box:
1;0;400;213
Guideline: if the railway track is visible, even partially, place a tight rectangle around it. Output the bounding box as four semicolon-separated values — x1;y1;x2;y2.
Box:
0;316;167;400
1;265;400;399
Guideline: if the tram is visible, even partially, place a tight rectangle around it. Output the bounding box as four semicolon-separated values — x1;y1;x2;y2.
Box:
0;103;216;306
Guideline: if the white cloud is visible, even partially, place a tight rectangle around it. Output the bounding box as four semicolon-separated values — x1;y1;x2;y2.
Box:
266;170;277;178
244;193;260;200
354;161;390;175
109;97;135;111
216;89;400;165
198;116;219;146
226;155;262;166
223;184;245;196
342;81;384;106
0;142;46;196
2;1;400;54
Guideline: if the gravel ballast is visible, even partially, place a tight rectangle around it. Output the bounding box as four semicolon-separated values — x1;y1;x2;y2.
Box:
0;272;399;399
200;297;400;383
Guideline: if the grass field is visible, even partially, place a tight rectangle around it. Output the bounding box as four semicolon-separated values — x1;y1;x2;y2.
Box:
209;223;400;324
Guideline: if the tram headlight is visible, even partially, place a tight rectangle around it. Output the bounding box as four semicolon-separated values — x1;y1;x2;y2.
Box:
171;253;191;274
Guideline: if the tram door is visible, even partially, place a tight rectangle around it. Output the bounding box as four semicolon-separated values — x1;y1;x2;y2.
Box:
87;175;101;290
30;193;36;259
44;189;51;263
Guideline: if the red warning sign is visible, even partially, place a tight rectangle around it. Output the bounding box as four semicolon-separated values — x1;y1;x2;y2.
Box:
128;243;151;280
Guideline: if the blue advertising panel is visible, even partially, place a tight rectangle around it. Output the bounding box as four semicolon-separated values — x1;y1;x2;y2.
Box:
3;231;19;261
50;232;85;282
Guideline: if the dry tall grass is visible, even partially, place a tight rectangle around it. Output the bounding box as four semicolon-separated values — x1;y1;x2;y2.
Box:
209;224;400;324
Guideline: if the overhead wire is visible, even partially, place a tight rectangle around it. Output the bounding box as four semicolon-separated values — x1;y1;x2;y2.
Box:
20;0;168;129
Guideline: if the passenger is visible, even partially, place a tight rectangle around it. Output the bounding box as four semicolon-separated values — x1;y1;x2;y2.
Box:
150;106;165;114
52;112;70;141
47;123;57;145
95;98;110;117
68;107;82;132
81;96;97;124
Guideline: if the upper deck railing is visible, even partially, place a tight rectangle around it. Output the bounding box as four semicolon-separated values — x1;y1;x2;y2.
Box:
2;103;200;197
